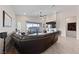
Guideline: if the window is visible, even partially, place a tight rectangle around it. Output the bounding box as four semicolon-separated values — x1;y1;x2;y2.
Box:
17;22;21;31
26;22;41;34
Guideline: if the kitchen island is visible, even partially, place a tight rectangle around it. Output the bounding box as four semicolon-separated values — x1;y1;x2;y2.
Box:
11;31;60;54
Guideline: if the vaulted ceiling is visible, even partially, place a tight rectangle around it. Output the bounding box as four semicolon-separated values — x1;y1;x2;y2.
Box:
11;5;79;17
12;5;56;16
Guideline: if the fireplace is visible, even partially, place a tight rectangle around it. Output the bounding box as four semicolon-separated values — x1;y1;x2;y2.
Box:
68;22;76;31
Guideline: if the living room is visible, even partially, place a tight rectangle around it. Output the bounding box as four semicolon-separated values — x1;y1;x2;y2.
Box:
0;5;79;54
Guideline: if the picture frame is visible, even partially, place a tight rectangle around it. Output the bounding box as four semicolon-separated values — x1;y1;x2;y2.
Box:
3;10;12;27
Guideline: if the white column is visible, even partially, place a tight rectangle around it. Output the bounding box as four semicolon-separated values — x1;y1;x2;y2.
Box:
41;16;47;33
56;12;66;38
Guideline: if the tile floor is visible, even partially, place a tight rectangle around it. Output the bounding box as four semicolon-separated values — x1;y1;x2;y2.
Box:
42;36;79;54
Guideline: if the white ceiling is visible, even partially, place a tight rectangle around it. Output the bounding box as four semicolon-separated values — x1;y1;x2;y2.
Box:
11;5;79;16
11;5;57;16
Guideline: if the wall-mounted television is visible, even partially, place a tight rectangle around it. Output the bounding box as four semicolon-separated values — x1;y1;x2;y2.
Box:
68;22;76;31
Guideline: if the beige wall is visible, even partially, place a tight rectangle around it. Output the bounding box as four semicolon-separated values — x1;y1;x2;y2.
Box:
56;12;66;37
46;14;56;22
77;16;79;40
0;5;16;53
0;5;16;33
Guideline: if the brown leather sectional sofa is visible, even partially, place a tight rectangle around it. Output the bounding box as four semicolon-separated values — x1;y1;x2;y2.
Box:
11;31;59;54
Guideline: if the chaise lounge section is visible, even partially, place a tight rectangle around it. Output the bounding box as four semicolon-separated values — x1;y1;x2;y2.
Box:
11;31;59;54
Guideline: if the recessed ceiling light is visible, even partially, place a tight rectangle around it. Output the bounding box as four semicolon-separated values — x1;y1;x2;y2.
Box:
24;13;26;15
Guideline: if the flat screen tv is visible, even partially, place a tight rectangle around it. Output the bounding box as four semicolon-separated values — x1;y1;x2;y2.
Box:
68;22;76;31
